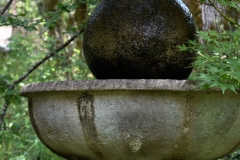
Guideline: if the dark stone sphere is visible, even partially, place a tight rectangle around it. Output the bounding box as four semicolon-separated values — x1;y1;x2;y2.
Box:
83;0;197;79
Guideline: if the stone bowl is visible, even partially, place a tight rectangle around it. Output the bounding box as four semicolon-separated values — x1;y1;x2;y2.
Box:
20;80;240;160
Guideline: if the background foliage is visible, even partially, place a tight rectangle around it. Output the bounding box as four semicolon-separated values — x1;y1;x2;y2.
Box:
0;0;240;159
0;0;96;159
179;28;240;93
181;0;240;94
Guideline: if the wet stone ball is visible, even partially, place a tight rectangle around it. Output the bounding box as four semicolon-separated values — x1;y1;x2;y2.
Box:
83;0;198;79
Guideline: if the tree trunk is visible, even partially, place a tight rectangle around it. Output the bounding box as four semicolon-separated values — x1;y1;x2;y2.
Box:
201;2;227;31
74;3;88;52
183;0;228;31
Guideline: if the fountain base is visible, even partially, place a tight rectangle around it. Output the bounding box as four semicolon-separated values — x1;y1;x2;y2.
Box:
20;80;240;160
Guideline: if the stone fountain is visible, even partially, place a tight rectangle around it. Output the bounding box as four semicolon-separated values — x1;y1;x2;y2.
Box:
20;0;240;160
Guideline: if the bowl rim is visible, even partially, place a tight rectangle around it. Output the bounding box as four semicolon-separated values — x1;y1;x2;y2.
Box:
20;79;223;97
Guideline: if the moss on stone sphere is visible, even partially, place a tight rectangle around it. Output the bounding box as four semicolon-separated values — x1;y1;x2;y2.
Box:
83;0;197;79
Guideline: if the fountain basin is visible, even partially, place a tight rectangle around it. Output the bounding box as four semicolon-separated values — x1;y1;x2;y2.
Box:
20;80;240;160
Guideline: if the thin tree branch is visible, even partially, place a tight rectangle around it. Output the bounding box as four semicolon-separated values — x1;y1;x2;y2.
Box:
0;29;84;130
208;0;240;26
0;0;14;16
0;102;8;130
12;29;84;86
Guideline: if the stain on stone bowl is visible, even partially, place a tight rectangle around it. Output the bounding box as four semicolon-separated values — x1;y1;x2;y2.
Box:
83;0;198;79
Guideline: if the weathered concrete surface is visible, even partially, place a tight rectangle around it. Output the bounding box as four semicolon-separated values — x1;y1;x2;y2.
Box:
21;80;240;160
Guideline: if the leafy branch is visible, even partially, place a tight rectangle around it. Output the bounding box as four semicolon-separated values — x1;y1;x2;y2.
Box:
208;0;240;26
0;29;84;130
199;0;240;26
12;29;84;86
0;0;89;131
179;29;240;94
0;2;84;32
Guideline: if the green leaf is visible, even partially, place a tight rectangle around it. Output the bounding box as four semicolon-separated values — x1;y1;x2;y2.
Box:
10;123;21;136
51;14;60;21
67;4;78;10
209;81;221;88
48;11;56;16
177;44;187;51
188;40;197;46
5;89;18;95
219;83;228;94
0;81;5;94
0;75;12;81
89;0;99;5
19;13;27;17
10;96;22;105
228;84;237;94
